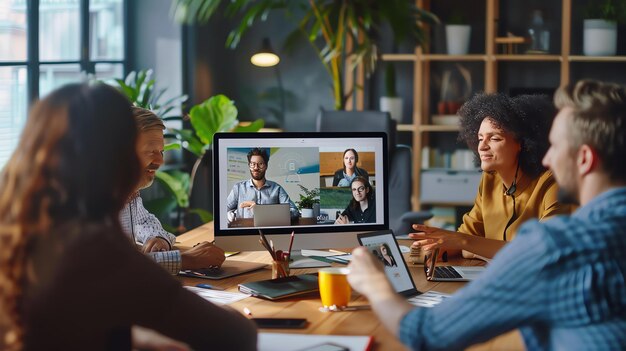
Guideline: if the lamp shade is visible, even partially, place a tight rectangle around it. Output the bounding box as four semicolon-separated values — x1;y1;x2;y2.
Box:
251;38;280;67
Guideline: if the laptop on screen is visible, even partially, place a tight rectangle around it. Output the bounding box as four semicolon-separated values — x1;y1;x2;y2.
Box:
357;230;450;307
253;204;291;227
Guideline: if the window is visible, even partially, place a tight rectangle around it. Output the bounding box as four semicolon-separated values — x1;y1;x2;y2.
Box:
0;0;128;169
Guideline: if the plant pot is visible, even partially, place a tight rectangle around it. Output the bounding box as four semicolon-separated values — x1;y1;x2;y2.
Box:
584;19;617;56
301;208;314;218
379;96;403;122
445;25;471;55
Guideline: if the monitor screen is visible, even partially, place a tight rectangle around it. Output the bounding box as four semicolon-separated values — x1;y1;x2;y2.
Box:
213;132;388;250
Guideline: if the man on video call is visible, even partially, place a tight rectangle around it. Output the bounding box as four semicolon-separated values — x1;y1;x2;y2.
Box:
226;147;298;223
348;80;626;350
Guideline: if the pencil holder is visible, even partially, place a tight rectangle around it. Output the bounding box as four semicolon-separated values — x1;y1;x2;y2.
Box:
271;260;290;279
409;245;425;265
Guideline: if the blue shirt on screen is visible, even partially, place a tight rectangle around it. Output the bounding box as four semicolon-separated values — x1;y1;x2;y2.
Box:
226;179;298;220
399;187;626;351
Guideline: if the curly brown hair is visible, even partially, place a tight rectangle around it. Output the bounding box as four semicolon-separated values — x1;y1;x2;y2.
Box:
0;84;140;350
457;93;556;178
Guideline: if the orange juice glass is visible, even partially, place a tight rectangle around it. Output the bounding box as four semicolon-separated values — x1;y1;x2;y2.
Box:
318;267;351;308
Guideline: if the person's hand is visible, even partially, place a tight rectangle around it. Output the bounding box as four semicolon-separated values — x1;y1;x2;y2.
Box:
181;241;226;270
347;247;396;304
142;237;171;254
132;325;190;351
239;201;256;209
335;214;349;225
409;224;469;251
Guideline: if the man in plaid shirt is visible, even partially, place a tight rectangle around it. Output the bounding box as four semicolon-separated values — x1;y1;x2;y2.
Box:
119;107;225;274
348;79;626;350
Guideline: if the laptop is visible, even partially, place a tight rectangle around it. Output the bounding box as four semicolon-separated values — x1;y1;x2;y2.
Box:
253;204;291;227
357;230;451;308
424;247;485;282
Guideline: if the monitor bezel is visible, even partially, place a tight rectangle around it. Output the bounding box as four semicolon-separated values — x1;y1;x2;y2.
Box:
213;131;389;237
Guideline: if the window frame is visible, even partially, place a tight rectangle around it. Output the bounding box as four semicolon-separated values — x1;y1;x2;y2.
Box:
0;0;130;104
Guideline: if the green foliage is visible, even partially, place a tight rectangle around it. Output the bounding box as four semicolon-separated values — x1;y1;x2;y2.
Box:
296;184;320;210
113;69;188;118
447;9;467;25
584;0;626;23
171;0;438;110
155;170;190;208
189;94;239;145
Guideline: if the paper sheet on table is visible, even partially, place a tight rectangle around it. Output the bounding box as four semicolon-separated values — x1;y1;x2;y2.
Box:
289;252;331;268
184;286;249;305
407;291;451;308
301;249;347;257
258;333;373;351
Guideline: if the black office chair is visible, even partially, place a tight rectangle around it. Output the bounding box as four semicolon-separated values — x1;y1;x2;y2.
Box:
316;110;432;235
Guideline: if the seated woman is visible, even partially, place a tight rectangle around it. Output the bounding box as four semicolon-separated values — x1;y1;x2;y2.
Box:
335;176;376;224
332;148;369;187
0;84;256;351
411;94;572;259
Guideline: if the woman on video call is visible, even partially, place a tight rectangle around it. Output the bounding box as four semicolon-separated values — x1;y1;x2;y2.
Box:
335;177;376;224
332;148;370;187
410;93;572;259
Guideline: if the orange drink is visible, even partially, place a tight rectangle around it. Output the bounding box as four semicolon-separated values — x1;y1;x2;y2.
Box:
318;267;351;308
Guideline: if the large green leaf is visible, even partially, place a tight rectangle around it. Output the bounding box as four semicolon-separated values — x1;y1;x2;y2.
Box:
233;119;264;132
170;128;204;157
155;170;190;208
189;94;239;145
143;197;178;221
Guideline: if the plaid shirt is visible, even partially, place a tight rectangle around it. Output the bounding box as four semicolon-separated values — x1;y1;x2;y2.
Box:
120;193;181;274
399;187;626;351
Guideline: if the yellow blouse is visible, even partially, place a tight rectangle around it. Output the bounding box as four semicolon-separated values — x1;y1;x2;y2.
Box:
458;170;572;242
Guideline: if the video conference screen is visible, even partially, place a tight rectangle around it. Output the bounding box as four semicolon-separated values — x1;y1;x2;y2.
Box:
213;132;388;235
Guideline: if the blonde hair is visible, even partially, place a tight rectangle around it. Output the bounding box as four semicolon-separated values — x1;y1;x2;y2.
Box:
131;106;165;131
554;80;626;181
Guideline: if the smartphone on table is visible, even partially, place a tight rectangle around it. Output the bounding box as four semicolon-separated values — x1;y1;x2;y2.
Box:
251;318;308;329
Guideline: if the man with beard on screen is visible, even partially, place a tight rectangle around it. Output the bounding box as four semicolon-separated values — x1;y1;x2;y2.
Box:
226;147;298;223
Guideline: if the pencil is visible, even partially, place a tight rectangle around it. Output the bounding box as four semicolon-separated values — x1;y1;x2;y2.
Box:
287;231;295;259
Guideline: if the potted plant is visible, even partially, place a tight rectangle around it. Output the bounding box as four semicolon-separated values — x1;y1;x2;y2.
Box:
445;10;471;55
172;0;437;110
379;62;403;123
296;184;320;218
583;0;626;56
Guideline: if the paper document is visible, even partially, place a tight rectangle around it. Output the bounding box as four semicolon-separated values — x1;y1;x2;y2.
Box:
258;333;373;351
301;249;347;257
408;291;451;308
184;286;249;305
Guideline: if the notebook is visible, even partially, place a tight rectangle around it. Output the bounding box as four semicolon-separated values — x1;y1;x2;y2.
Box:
253;204;291;227
179;260;266;280
424;247;485;282
357;230;451;307
238;273;319;300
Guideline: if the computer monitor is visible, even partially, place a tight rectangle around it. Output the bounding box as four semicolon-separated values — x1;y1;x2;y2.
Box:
213;132;389;251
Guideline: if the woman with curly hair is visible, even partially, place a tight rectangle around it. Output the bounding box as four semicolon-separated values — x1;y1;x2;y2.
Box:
0;84;256;350
410;93;571;259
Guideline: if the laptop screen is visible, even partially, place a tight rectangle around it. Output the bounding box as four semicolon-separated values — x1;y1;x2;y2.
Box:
357;230;417;296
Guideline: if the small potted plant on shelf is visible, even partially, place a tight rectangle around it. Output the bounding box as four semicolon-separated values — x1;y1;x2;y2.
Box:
445;10;471;55
296;184;320;218
583;0;626;56
379;62;403;123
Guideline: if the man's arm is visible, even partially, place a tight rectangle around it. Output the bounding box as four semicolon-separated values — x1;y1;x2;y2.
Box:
277;185;299;218
132;196;177;247
350;223;553;351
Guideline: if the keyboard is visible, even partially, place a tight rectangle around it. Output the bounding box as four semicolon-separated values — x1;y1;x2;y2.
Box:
434;266;463;279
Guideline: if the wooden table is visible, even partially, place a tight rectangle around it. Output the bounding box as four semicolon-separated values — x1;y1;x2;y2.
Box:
176;223;523;351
